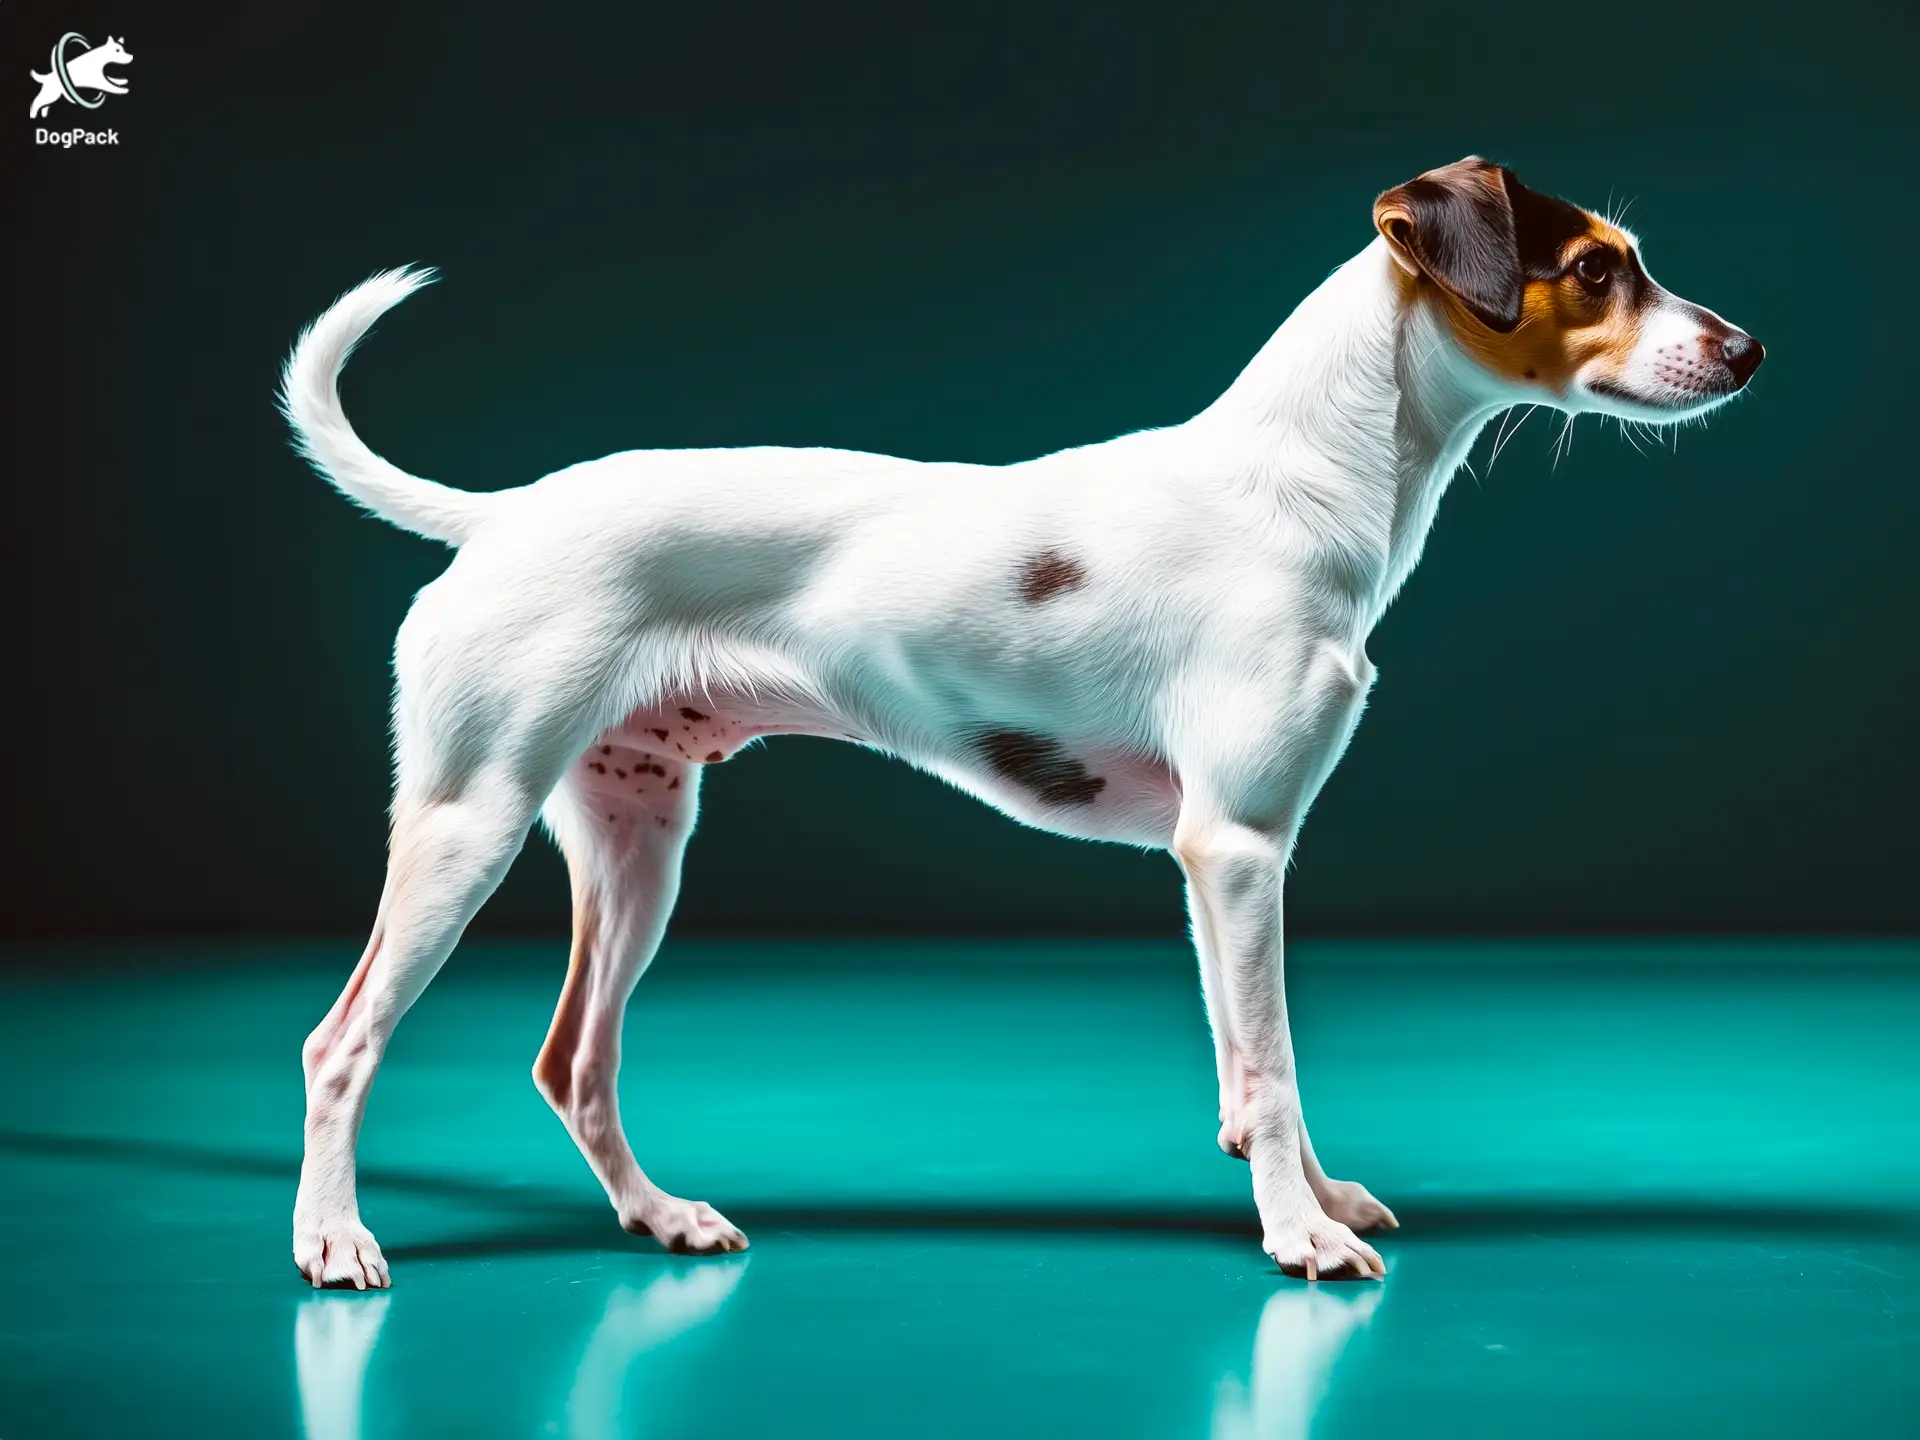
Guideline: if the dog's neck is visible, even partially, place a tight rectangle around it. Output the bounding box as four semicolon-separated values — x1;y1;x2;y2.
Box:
1197;237;1510;630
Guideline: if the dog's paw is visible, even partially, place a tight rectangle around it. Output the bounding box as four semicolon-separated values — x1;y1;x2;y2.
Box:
1315;1178;1399;1234
623;1197;750;1255
1262;1216;1385;1281
294;1214;390;1290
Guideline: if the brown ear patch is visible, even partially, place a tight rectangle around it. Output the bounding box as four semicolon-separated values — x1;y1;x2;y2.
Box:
1375;159;1604;340
1378;161;1650;394
1374;158;1523;332
1445;218;1649;390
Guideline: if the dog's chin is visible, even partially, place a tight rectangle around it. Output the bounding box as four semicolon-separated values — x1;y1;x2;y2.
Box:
1576;378;1741;427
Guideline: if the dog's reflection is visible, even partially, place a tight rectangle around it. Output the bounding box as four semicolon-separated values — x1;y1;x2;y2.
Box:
293;1292;391;1440
291;1258;748;1440
562;1259;750;1440
1211;1280;1384;1440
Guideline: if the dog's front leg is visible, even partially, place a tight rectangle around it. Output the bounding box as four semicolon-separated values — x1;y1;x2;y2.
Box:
1198;896;1396;1235
1178;816;1383;1279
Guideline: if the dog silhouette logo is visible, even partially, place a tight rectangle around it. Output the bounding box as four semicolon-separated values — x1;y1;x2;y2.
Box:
29;33;132;119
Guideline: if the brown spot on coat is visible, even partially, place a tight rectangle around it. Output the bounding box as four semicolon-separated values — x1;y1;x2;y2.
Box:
651;728;670;742
705;751;724;763
680;707;709;722
974;729;1106;806
1018;549;1088;604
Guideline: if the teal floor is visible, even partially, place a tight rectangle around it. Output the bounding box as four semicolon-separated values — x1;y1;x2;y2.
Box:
1;939;1915;1438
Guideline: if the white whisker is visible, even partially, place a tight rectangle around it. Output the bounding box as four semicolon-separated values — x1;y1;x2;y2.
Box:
1551;413;1576;470
1489;404;1536;471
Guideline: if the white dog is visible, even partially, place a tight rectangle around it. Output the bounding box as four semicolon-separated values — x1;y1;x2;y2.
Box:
28;35;131;119
281;157;1762;1288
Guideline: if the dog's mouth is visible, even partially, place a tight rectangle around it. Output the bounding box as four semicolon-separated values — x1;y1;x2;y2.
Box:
1583;375;1746;423
1582;338;1762;424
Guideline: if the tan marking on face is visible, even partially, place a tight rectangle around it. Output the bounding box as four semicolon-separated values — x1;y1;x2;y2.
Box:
1427;214;1647;395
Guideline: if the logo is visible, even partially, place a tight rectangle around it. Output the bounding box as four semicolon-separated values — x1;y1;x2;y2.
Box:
30;32;131;144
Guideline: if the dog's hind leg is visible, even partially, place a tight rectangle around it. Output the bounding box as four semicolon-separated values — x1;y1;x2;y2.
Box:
293;581;623;1288
534;751;748;1254
293;778;542;1287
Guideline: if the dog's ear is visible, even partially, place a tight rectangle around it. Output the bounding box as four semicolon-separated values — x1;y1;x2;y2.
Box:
1374;157;1525;333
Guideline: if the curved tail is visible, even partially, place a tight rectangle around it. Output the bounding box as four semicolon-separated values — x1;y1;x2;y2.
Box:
279;267;488;545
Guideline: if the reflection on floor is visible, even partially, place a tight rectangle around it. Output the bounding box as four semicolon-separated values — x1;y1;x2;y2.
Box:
1213;1285;1382;1440
0;938;1915;1438
562;1263;750;1440
294;1291;389;1440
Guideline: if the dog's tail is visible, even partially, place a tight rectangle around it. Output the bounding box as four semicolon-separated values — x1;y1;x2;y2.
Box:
279;266;487;545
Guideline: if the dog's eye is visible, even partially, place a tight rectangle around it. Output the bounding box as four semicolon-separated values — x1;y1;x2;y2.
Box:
1574;251;1612;291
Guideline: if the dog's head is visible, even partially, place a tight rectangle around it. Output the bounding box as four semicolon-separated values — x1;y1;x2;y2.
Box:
1374;157;1761;422
97;36;132;65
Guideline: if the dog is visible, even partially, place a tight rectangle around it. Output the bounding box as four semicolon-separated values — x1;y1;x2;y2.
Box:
28;35;131;119
281;157;1762;1288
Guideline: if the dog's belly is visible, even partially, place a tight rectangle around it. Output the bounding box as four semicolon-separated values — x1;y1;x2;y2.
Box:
599;689;868;766
584;688;1182;848
955;739;1183;846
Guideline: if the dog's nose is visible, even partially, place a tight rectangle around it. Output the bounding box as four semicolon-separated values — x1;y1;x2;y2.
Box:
1720;331;1765;389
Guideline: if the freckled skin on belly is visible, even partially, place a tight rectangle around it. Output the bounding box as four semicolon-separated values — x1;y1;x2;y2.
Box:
609;698;853;767
582;687;1183;848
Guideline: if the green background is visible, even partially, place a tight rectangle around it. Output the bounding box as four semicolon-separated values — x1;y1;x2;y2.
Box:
10;0;1916;939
